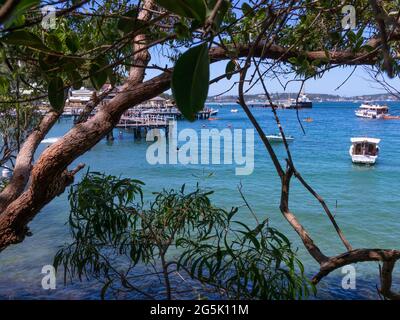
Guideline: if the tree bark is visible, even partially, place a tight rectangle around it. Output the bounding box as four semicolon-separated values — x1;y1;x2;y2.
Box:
0;110;61;212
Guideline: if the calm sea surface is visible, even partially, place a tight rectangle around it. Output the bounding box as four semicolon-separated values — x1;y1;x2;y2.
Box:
1;101;399;299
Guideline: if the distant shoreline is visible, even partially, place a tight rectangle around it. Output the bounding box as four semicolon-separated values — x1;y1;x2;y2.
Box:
206;100;399;105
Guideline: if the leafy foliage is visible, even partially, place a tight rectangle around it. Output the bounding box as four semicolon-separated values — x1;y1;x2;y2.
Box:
54;172;314;300
171;43;210;121
1;0;398;122
155;0;207;23
0;103;41;166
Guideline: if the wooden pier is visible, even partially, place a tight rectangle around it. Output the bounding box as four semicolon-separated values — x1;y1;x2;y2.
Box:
116;115;169;139
124;106;218;120
60;105;218;139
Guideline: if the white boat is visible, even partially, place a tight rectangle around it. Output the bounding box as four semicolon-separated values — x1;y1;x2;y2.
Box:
349;137;380;165
1;167;12;178
41;137;61;144
210;108;219;116
266;133;294;142
355;104;389;119
288;92;312;109
230;109;238;113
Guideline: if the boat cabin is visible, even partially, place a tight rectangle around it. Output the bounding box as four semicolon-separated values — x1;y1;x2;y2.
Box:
349;137;381;165
355;104;389;119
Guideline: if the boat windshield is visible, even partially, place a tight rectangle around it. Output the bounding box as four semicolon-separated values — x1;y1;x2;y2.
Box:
354;142;378;156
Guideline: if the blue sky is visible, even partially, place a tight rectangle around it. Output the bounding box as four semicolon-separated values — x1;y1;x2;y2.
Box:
147;51;399;97
142;0;399;98
206;62;399;97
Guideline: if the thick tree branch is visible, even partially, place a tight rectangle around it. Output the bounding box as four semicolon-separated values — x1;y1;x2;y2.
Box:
0;110;61;212
0;0;20;24
312;249;400;284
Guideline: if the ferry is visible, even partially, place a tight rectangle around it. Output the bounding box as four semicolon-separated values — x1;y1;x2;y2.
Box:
355;103;389;119
288;92;312;109
349;137;380;165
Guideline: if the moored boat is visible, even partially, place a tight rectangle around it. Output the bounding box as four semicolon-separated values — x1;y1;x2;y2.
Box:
288;92;312;109
349;137;380;165
266;133;294;142
355;103;389;119
209;108;219;116
41;137;61;144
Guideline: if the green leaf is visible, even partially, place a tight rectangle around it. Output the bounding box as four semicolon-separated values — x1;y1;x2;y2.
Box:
347;30;357;44
106;68;116;86
241;2;252;15
46;34;63;52
68;71;83;90
225;60;236;80
39;53;59;71
171;43;210;122
155;0;207;22
11;0;39;16
206;0;229;30
0;76;9;95
174;21;190;39
48;77;65;111
65;34;80;53
1;30;49;51
2;0;39;27
117;9;139;34
90;62;107;90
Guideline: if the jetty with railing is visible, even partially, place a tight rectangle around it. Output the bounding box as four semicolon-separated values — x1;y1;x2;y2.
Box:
124;106;218;120
116;114;169;138
60;89;219;139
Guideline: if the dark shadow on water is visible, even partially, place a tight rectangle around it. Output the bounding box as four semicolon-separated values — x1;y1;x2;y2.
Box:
0;272;385;300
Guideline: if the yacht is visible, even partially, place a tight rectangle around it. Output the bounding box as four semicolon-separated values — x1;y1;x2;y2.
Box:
355;103;389;119
349;137;380;165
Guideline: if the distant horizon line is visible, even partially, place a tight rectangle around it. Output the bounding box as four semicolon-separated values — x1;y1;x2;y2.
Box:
206;92;398;99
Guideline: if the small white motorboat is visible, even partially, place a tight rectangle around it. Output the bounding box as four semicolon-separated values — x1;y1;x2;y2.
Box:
266;133;294;142
210;108;219;116
1;167;12;178
41;137;61;144
349;137;380;165
230;109;238;113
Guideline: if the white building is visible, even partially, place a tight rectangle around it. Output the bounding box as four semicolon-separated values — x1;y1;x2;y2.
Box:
67;87;95;106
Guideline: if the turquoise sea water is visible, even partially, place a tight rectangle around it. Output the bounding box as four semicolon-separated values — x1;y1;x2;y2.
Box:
0;101;399;299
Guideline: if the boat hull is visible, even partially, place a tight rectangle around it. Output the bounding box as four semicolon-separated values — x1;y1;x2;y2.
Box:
349;146;378;165
288;102;312;109
355;111;385;119
266;135;294;142
350;155;377;165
